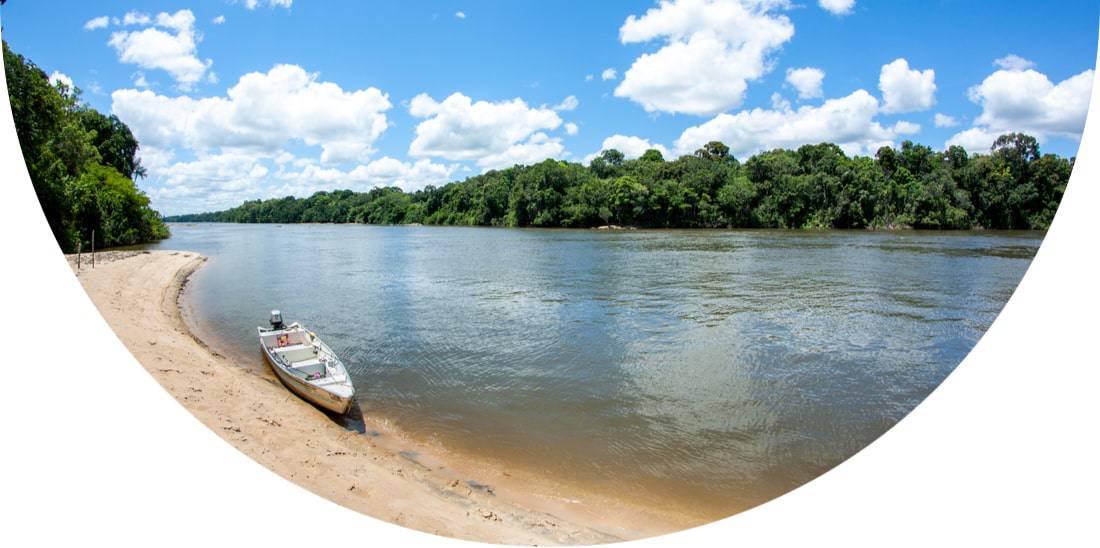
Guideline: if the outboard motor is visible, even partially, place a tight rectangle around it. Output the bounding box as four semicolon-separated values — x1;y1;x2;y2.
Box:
270;309;285;329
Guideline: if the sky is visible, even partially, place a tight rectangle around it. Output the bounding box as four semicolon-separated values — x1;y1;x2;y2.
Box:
2;0;1097;215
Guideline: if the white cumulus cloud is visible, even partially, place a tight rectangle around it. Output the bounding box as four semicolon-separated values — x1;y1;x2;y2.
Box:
111;63;392;164
148;151;458;214
146;150;272;213
122;11;152;26
614;0;795;116
154;151;267;193
818;0;855;16
277;157;459;194
585;134;670;164
770;92;791;110
243;0;293;9
476;133;566;171
944;128;1004;153
84;16;110;30
601;68;618;81
993;54;1035;72
112;62;466;214
934;113;959;128
892;120;921;135
879;58;936;114
132;72;151;88
212;15;227;25
946;61;1094;152
107;9;212;91
408;92;567;170
786;67;825;100
674;88;903;158
48;71;74;91
455;11;466;19
554;95;580;111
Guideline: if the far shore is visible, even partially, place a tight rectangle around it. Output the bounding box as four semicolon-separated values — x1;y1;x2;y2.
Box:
68;250;697;545
163;220;1046;234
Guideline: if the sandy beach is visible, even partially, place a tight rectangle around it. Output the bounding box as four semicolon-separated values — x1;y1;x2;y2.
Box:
68;250;695;545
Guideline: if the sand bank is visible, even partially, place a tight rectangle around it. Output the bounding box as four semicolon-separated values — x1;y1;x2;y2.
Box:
69;250;693;545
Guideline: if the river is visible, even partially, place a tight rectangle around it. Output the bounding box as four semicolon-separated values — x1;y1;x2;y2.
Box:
148;223;1040;520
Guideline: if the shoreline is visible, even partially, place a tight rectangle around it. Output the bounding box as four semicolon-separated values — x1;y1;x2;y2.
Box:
69;250;695;544
164;220;1047;234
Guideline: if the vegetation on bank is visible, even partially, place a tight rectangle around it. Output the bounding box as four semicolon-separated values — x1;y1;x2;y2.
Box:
169;135;1070;231
5;41;169;252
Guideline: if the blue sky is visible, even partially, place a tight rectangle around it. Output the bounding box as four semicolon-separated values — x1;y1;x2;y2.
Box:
2;0;1097;214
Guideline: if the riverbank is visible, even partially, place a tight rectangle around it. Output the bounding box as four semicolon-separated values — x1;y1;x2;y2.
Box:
68;250;692;544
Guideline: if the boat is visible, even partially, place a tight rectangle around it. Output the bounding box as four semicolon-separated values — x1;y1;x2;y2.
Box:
258;310;355;414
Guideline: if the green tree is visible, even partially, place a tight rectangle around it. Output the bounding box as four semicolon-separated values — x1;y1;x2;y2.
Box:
609;176;648;226
165;135;1069;233
716;175;757;226
5;40;168;251
77;108;146;179
71;164;168;247
695;141;732;163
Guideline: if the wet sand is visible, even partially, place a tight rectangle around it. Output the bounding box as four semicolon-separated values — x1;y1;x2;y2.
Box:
68;250;697;545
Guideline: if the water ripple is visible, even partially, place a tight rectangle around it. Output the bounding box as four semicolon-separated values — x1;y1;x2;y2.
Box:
155;224;1040;517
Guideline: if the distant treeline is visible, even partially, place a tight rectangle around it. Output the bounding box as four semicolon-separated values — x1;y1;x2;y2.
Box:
170;134;1070;231
5;41;169;252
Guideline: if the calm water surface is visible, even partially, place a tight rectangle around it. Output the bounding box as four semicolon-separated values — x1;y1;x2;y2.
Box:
149;223;1040;518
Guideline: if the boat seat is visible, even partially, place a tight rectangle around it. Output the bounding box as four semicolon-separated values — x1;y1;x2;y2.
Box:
294;363;327;378
275;344;317;363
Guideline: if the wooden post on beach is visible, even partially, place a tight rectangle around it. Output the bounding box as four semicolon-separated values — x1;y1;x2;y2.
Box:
91;229;95;268
76;241;82;269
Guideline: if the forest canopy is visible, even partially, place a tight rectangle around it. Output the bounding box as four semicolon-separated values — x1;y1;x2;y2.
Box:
4;40;168;252
169;133;1071;231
